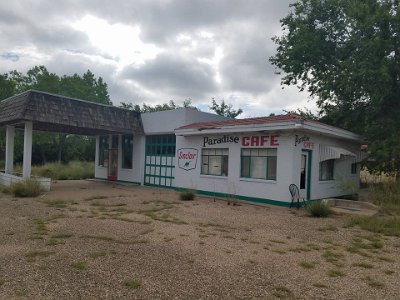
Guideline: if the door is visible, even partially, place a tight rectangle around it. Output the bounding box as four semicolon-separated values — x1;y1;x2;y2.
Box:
107;135;119;181
108;149;118;181
300;151;311;200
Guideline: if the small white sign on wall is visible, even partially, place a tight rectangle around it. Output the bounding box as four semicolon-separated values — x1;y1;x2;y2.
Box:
178;148;198;171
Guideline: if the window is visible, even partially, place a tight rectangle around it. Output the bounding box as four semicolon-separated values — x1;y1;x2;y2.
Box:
145;135;176;156
319;159;335;180
241;148;277;180
201;148;228;176
351;162;357;174
122;134;133;169
99;136;109;167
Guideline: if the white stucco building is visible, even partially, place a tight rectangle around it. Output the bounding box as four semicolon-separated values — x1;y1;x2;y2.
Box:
95;109;364;206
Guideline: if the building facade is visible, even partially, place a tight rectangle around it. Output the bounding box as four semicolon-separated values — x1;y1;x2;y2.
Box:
95;109;364;206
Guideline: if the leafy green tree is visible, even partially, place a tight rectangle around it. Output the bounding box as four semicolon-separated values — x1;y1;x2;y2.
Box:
209;98;243;119
270;0;400;178
120;98;197;112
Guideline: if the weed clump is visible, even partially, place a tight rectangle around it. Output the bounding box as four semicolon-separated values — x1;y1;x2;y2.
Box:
307;201;332;218
10;179;42;197
180;190;195;201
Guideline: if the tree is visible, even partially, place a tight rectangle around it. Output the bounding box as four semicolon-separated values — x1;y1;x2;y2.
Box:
120;98;198;112
270;0;400;178
209;98;243;118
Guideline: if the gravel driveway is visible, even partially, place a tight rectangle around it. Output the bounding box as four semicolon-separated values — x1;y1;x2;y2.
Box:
0;180;399;299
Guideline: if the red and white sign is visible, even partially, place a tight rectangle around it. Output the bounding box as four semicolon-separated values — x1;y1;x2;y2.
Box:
241;135;279;147
178;148;198;171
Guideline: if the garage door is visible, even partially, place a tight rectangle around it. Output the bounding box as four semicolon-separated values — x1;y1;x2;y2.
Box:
144;134;176;187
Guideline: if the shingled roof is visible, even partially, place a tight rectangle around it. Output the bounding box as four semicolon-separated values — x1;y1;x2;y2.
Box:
0;90;143;135
176;114;304;130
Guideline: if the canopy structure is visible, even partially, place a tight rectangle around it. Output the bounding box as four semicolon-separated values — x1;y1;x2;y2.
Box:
0;90;143;182
0;90;143;135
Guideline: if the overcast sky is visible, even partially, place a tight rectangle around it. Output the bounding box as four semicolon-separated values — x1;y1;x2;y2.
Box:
0;0;314;117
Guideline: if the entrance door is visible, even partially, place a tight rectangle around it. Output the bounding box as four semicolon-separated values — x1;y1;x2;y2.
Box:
300;151;311;200
108;135;119;181
108;149;118;181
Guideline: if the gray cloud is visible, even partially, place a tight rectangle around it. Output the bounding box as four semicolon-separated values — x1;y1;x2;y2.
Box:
0;52;20;62
0;0;309;116
121;52;218;101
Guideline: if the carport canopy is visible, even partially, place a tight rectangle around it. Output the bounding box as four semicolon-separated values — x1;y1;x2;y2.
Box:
0;90;143;178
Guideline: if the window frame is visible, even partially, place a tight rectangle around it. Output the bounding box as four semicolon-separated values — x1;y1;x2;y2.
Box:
240;148;277;180
351;162;357;174
201;148;229;176
121;134;133;169
319;159;335;181
98;135;109;167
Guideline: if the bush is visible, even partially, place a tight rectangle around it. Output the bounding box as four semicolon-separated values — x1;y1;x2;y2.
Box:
32;161;94;180
180;190;195;201
307;201;333;218
347;215;400;236
371;182;400;207
11;179;42;197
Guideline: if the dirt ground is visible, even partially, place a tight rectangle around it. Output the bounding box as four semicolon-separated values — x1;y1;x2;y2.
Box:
0;180;399;299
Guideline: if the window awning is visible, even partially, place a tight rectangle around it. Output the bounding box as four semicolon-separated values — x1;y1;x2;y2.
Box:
319;145;356;162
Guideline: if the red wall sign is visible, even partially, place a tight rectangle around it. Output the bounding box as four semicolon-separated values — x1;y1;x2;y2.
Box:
242;135;279;147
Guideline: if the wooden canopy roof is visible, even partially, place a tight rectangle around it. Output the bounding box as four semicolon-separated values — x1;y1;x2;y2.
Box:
0;90;143;135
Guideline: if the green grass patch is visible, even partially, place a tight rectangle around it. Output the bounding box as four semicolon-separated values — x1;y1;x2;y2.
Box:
71;261;87;270
383;269;395;275
272;286;294;299
313;282;327;288
51;233;73;239
43;199;69;208
364;276;384;288
352;261;374;269
124;278;141;289
327;269;345;277
322;250;344;265
0;278;4;286
88;251;107;258
180;190;196;201
347;215;400;236
306;201;332;218
10;179;42;197
26;250;55;262
318;224;338;232
32;161;94;180
298;261;316;269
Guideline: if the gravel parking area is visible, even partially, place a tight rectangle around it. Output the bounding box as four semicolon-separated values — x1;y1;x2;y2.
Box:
0;180;399;299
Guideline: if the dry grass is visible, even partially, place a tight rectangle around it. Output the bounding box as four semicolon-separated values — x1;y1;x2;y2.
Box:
0;180;399;299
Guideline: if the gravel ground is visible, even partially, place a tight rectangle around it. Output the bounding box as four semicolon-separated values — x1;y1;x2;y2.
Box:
0;180;399;299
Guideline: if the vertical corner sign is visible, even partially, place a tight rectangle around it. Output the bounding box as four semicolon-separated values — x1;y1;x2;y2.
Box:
178;148;198;171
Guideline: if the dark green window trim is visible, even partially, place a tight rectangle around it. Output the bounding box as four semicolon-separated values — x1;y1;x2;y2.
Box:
240;148;277;180
99;136;109;167
121;134;133;169
319;159;335;181
201;148;229;176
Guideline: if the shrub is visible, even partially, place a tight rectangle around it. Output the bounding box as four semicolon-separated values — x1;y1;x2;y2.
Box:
371;182;400;211
11;179;42;197
180;190;195;201
32;161;94;180
306;201;332;218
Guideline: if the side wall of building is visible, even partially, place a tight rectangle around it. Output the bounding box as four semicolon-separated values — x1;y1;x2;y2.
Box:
174;132;295;205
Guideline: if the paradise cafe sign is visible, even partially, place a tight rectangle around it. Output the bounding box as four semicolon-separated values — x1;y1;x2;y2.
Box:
203;134;279;147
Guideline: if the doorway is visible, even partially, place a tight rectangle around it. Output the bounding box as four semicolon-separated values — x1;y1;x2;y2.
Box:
108;135;119;181
300;150;312;200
